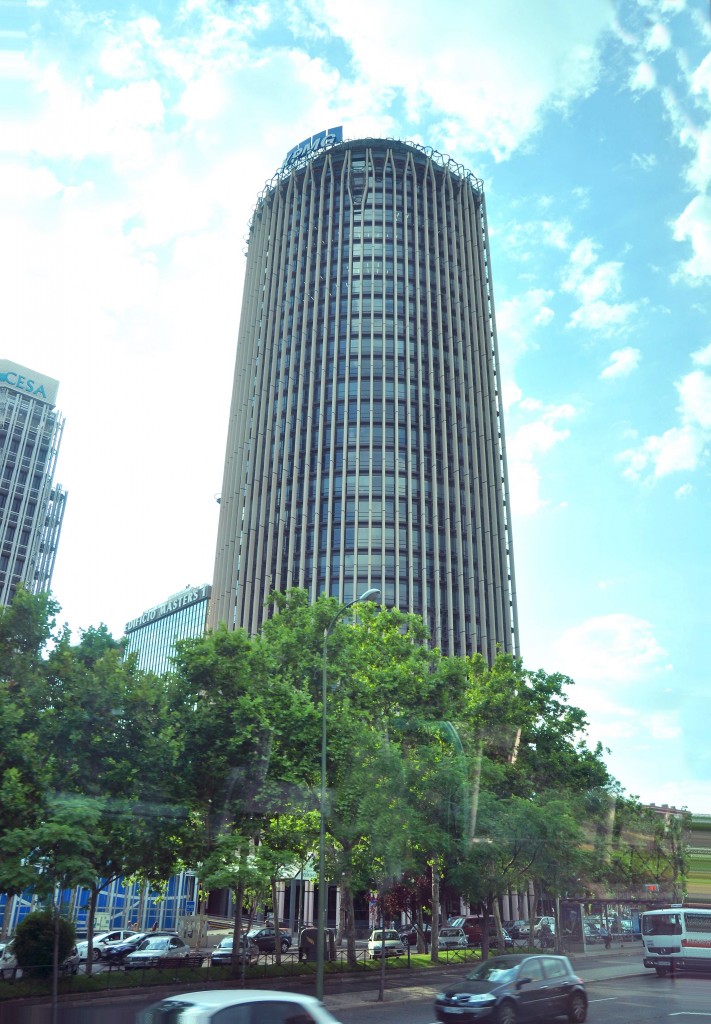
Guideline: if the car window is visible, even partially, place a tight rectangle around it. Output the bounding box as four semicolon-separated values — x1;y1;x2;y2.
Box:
542;957;568;979
521;959;545;981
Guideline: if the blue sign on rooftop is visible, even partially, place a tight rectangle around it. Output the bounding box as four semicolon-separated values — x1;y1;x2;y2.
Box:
282;126;343;172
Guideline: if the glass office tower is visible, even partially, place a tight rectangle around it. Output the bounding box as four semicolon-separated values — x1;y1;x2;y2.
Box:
211;136;518;659
124;584;212;676
0;358;67;606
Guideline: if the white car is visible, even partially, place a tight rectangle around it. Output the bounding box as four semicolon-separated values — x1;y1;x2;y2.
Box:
125;934;191;969
367;928;406;959
437;926;469;950
76;928;138;961
137;990;344;1023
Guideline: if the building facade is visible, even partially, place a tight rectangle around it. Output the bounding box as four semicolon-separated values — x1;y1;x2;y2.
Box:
211;135;518;659
0;358;67;607
124;584;212;675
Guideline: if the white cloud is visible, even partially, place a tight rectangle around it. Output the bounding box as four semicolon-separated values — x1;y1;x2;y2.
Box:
660;50;711;194
645;710;682;741
677;369;711;429
562;238;637;333
618;422;704;480
178;69;226;121
495;288;555;412
630;61;656;91
645;23;671;53
507;401;575;516
674;483;693;498
304;0;616;160
673;195;711;281
552;613;670;685
631;152;657;170
691;341;711;365
691;51;711;102
541;219;573;249
567;299;637;332
600;347;641;379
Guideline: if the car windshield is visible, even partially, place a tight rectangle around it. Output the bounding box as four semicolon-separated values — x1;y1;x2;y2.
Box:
466;957;522;982
139;938;171;950
440;928;460;937
642;914;682;936
372;931;399;941
218;938;233;949
449;917;464;926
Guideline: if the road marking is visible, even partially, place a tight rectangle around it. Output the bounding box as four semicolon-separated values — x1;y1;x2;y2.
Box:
669;1014;711;1017
589;997;617;1003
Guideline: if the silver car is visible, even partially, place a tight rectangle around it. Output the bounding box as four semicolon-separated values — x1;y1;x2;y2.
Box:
438;926;469;950
125;934;191;969
137;990;344;1023
209;935;259;966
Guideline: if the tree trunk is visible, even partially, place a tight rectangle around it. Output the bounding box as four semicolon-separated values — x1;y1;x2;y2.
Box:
337;891;346;947
230;882;244;980
528;883;538;950
430;858;440;962
342;873;357;967
468;740;484;841
51;894;59;1024
416;904;428;953
482;904;490;960
271;877;281;964
85;886;99;977
492;897;505;952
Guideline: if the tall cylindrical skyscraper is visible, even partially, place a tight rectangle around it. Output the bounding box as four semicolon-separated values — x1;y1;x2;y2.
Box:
211;135;518;659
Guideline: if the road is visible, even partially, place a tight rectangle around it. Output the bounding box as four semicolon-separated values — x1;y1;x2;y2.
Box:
2;957;710;1023
331;973;711;1024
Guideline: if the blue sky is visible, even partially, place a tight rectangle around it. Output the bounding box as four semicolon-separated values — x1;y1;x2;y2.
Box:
2;0;709;813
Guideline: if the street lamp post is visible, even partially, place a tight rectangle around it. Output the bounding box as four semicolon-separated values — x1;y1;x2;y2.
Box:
316;587;380;1001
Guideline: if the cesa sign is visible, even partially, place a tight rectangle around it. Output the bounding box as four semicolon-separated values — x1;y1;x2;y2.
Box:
0;359;59;405
282;126;343;172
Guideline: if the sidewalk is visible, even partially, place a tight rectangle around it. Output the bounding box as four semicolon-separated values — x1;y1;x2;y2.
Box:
322;944;646;1013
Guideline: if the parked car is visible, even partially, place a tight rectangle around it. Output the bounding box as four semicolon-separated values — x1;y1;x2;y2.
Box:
434;953;588;1023
0;942;17;979
137;990;344;1024
399;923;432;946
532;916;556;938
102;932;152;964
61;945;81;975
124;934;192;969
438;927;469;950
0;940;80;979
367;929;406;959
76;929;138;961
448;917;513;948
244;926;292;954
209;935;259;966
505;919;531;940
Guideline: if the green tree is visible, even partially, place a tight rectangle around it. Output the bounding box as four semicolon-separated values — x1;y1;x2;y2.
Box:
33;624;183;974
0;589;59;934
169;619;321;973
13;910;75;978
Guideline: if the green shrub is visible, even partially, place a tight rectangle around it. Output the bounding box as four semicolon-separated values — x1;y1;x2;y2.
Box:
14;910;75;978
